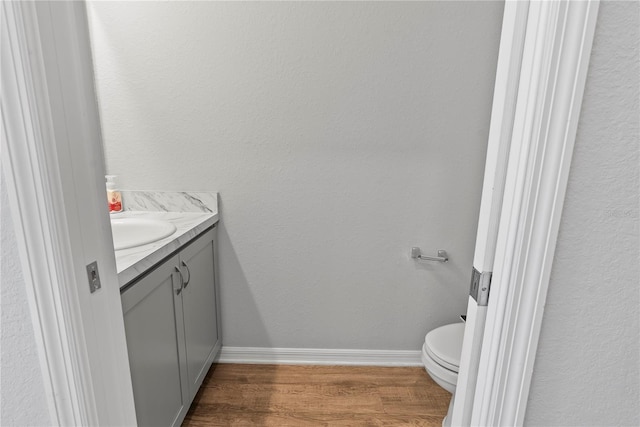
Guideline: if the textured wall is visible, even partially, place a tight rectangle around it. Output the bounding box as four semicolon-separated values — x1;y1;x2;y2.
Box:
88;1;504;350
525;1;640;425
1;173;52;426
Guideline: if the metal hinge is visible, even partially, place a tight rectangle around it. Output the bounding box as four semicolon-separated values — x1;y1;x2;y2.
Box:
86;261;102;293
469;267;492;306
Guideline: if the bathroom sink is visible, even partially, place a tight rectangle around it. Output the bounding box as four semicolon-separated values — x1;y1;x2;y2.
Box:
111;218;177;250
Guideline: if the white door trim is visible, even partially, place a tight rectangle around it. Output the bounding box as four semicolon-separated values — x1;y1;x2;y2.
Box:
1;2;137;425
470;1;600;425
2;2;94;424
451;2;529;423
471;0;529;273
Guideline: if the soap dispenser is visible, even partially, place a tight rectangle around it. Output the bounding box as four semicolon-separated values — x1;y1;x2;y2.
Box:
106;175;123;213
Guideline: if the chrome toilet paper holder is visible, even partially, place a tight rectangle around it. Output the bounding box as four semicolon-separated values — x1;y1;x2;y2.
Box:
411;247;448;263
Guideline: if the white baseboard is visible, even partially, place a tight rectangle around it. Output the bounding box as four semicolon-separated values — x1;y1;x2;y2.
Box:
218;346;424;367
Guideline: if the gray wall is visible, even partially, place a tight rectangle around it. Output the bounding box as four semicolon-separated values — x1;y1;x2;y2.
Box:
525;1;640;425
88;1;504;350
1;173;52;426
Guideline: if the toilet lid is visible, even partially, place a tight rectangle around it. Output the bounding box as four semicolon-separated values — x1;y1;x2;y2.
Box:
425;323;465;372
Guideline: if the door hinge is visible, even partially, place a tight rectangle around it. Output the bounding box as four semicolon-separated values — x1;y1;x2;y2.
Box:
469;267;492;306
86;261;102;293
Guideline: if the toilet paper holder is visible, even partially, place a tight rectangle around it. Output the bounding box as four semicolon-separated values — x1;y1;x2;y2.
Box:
411;247;449;263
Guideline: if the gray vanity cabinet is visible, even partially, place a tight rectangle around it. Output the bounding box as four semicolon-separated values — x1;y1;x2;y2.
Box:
121;227;220;427
179;227;220;401
121;253;188;427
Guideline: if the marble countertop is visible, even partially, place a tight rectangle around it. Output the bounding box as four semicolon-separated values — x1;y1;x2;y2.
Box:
113;210;219;288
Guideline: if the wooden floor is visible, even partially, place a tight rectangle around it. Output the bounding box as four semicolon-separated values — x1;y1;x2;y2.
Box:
182;364;451;426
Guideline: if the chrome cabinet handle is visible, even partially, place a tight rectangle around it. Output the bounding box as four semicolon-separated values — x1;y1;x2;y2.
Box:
174;266;184;295
181;261;191;288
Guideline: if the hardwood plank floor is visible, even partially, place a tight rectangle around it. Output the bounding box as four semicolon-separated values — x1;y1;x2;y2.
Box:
183;364;451;426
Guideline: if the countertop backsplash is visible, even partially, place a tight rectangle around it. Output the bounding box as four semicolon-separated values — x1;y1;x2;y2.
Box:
121;191;218;213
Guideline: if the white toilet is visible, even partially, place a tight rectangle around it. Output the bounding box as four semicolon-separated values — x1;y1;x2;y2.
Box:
421;322;466;425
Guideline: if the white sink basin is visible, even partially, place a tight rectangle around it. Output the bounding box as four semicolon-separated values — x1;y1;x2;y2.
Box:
111;218;177;250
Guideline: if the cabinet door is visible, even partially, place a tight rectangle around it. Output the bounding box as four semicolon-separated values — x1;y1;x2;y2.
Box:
121;254;189;427
179;228;219;398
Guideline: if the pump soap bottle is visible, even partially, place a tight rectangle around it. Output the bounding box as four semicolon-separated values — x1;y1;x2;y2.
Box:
106;175;123;213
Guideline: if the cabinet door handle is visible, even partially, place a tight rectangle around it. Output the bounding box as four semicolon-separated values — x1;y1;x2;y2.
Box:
181;261;191;288
174;266;184;295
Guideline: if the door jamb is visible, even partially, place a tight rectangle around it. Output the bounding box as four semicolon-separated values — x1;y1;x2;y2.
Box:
1;1;137;425
466;1;600;425
451;2;529;423
2;2;94;423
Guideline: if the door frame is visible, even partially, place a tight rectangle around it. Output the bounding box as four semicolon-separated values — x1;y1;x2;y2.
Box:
1;0;598;425
450;2;530;423
1;1;136;425
453;1;600;426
